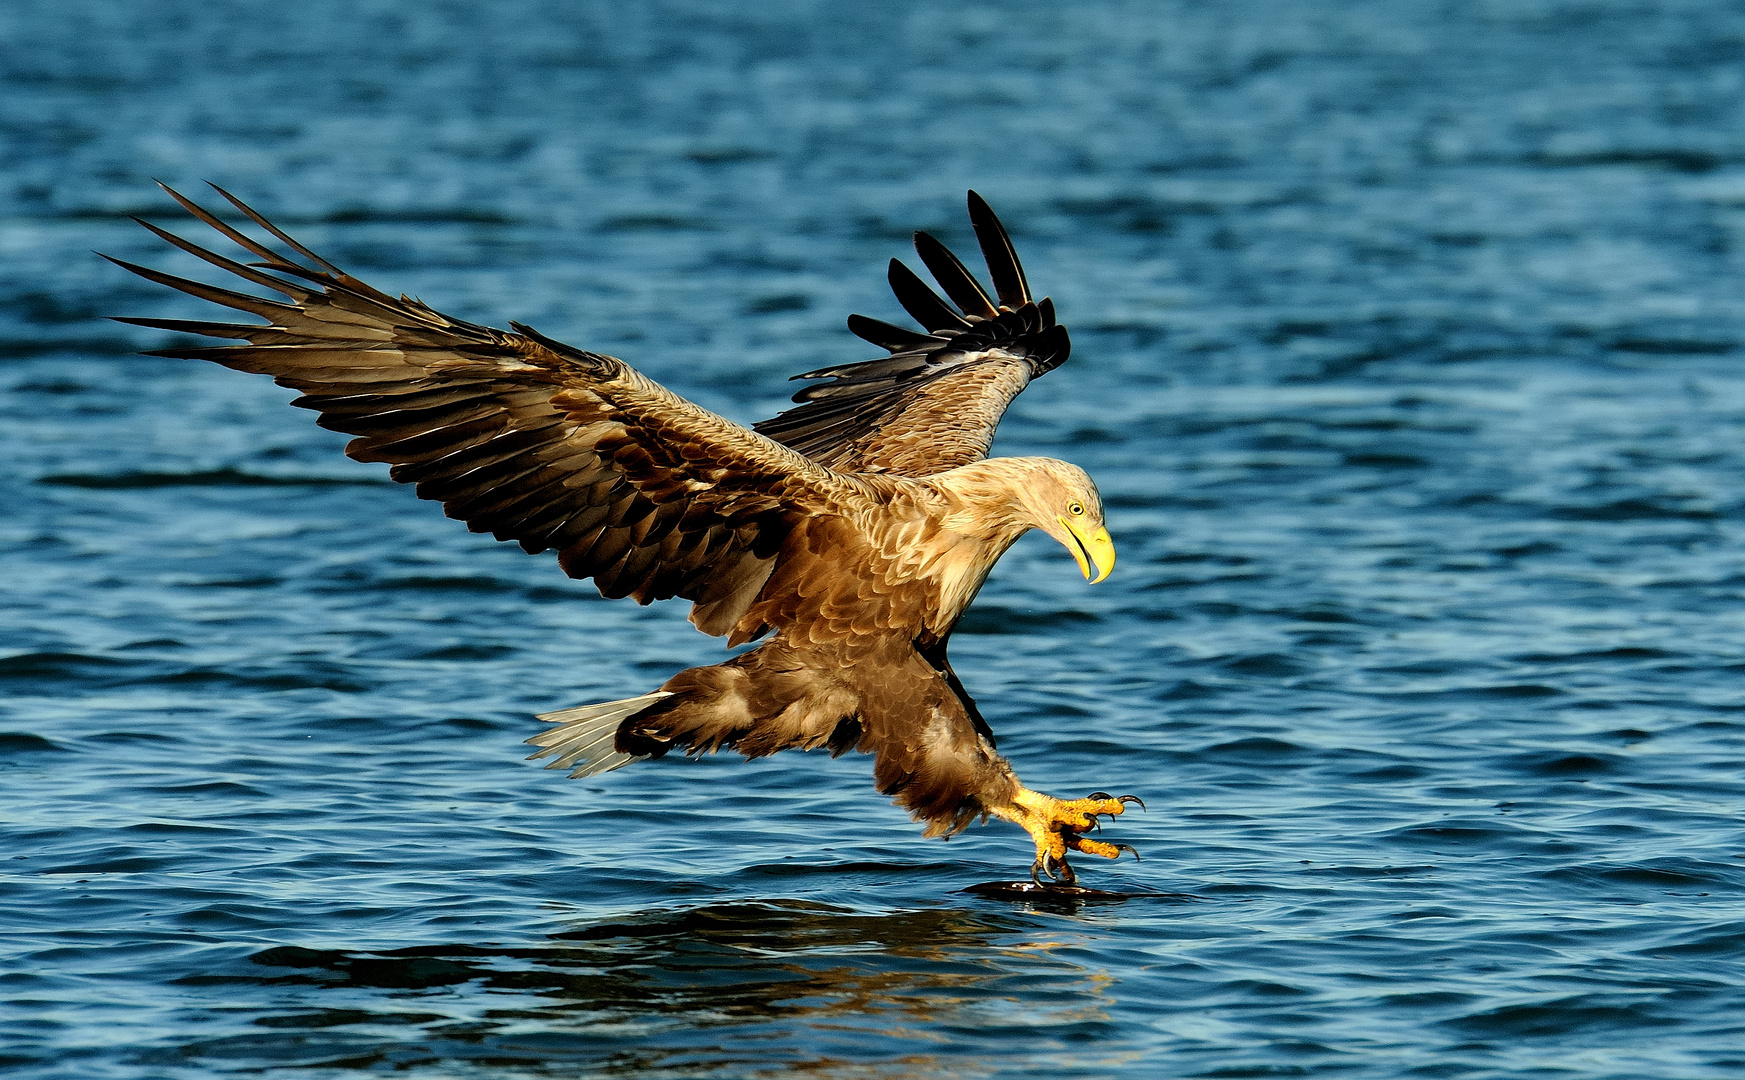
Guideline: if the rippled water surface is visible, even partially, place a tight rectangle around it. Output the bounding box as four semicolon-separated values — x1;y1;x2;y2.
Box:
6;1;1745;1076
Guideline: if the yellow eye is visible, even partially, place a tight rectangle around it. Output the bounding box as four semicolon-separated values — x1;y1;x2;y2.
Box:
1069;502;1084;516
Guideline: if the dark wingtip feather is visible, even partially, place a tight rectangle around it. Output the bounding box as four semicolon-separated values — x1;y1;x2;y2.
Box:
140;346;230;360
200;182;348;278
911;231;998;320
197;184;409;309
125;215;308;302
887;259;970;333
109;315;264;339
965;191;1030;308
99;253;297;315
1032;322;1071;373
153;183;286;269
846;313;940;353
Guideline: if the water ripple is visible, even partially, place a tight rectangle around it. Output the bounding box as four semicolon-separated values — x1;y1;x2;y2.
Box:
6;1;1745;1077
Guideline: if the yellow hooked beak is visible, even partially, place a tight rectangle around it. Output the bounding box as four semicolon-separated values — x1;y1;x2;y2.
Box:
1058;517;1116;584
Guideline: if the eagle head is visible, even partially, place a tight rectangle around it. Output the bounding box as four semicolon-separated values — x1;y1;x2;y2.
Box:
1010;459;1116;585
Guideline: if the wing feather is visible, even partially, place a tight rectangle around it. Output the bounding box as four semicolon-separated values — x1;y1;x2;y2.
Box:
843;314;941;352
755;191;1070;476
886;260;971;333
911;230;998;319
113;185;870;642
967;189;1031;308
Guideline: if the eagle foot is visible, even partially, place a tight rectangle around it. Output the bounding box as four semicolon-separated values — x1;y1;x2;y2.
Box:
1002;787;1139;886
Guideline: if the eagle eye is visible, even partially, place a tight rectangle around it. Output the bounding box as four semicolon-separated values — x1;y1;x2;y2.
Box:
1069;502;1084;516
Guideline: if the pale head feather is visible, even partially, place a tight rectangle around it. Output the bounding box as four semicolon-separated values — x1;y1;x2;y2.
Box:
904;457;1110;629
928;456;1106;549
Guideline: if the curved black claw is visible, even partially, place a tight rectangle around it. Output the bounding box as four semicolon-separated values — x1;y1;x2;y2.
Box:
1088;791;1145;813
1030;854;1071;885
1112;843;1141;862
1030;850;1077;886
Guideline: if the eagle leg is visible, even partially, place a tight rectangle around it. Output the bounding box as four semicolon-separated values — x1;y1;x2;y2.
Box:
993;787;1138;886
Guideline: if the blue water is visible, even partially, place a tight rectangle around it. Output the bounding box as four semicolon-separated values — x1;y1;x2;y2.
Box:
5;1;1745;1076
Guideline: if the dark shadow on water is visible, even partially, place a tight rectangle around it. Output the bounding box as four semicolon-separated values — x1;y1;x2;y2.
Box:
961;880;1206;912
153;899;1126;1073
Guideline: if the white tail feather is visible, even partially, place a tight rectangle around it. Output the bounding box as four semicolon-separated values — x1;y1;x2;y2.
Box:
526;691;672;778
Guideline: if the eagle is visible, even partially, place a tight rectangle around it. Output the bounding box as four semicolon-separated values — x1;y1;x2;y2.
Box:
109;185;1140;884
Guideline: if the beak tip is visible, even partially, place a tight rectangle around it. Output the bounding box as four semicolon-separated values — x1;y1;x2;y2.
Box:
1059;515;1115;585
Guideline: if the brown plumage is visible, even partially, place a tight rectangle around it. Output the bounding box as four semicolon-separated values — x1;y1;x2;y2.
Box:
111;185;1138;883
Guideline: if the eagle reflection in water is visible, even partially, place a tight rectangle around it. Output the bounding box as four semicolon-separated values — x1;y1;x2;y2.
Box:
241;900;1121;1071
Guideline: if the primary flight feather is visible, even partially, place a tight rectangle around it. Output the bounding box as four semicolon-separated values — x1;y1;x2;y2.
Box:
111;185;1138;884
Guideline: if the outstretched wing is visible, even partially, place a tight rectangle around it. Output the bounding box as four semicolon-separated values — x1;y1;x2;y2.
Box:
753;191;1070;477
109;184;856;643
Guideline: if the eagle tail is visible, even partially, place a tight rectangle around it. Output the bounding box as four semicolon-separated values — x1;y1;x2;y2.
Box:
525;691;674;778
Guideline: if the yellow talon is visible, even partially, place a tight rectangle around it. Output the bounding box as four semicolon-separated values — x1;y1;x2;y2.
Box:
991;786;1140;885
1072;837;1122;860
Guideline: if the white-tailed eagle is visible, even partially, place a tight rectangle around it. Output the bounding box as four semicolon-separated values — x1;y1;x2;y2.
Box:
110;186;1138;883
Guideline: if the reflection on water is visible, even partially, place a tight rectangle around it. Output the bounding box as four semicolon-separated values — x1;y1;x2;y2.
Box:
166;901;1121;1076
